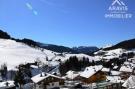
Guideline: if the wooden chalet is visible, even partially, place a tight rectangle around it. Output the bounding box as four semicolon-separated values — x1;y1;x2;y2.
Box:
31;73;65;89
79;65;106;84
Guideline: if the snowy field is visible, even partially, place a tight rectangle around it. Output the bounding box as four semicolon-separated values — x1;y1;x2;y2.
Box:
0;39;97;70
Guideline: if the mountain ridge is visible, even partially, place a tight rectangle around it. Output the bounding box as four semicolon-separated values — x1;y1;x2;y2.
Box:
0;29;98;54
103;38;135;50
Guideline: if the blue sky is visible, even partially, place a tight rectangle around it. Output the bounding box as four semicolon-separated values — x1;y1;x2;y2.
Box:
0;0;135;47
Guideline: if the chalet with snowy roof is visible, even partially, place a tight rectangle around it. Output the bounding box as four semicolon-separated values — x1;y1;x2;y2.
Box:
122;75;135;89
110;71;121;76
120;63;134;80
120;65;133;73
31;73;65;89
79;65;106;84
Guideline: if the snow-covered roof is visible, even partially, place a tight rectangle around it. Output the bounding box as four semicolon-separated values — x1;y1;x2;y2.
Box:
102;67;110;72
0;81;15;88
111;71;121;76
122;75;135;88
80;65;103;78
120;65;133;73
30;65;39;69
65;70;79;79
31;73;64;83
113;66;118;69
106;76;124;83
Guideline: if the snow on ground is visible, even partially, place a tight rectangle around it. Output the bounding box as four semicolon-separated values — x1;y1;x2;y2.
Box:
103;48;125;60
0;39;55;70
105;48;125;56
0;39;97;71
122;75;135;89
102;44;113;49
95;48;126;60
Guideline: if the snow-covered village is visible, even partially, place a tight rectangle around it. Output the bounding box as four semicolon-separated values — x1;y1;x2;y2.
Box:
0;30;135;89
0;0;135;89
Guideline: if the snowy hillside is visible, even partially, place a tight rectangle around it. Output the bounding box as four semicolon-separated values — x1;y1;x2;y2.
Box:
0;39;97;70
0;39;56;70
94;48;126;60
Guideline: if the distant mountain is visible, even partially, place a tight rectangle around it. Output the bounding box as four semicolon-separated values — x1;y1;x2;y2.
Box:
0;30;76;53
72;46;99;54
12;38;77;53
37;43;77;53
104;38;135;50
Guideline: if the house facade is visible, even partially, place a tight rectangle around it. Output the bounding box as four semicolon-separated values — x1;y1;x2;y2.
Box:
80;71;106;84
79;65;106;84
31;73;65;89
